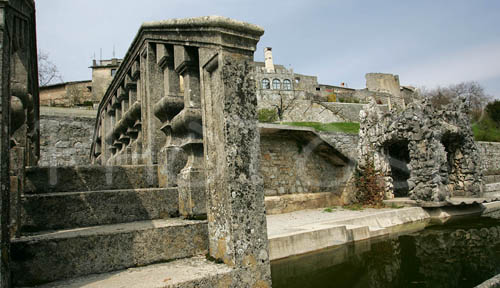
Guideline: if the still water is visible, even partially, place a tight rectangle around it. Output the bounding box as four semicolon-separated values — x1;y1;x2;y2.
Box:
271;212;500;288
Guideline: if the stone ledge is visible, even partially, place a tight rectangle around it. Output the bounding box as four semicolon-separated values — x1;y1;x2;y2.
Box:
28;255;235;288
267;207;430;260
265;192;342;215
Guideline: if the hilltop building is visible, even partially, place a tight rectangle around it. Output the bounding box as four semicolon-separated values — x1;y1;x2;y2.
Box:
39;58;123;108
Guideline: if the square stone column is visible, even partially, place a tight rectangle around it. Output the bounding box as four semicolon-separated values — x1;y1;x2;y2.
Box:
144;43;165;165
200;48;271;286
154;43;185;188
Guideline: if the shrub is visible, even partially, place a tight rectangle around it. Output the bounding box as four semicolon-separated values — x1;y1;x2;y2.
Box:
258;108;278;123
472;115;500;142
354;159;385;206
486;100;500;127
327;93;337;102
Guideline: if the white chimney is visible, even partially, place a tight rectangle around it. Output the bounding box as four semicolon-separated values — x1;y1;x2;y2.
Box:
264;47;275;73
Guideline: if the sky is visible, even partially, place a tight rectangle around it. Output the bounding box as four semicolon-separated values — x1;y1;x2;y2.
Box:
35;0;500;99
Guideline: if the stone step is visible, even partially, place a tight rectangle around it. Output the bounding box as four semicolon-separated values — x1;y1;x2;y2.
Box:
485;182;500;193
25;165;158;194
483;175;500;184
11;218;208;287
21;188;179;232
23;255;234;288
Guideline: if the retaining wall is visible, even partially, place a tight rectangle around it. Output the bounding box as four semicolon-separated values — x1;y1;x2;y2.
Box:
39;107;96;166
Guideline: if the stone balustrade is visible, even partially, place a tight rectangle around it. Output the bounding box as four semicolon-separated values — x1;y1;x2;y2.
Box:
90;16;271;286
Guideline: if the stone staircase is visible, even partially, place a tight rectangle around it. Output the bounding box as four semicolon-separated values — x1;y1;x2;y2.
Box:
11;165;209;287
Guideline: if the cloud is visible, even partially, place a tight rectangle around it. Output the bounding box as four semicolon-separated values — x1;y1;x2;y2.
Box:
396;41;500;88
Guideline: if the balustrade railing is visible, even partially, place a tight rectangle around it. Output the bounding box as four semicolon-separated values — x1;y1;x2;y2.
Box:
91;16;271;285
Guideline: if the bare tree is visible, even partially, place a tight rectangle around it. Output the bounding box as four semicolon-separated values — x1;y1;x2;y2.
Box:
67;84;84;106
421;81;490;111
420;81;491;123
38;50;63;86
272;91;297;122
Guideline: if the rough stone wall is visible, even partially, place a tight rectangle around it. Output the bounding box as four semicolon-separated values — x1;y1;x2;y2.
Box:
39;112;95;166
319;131;360;160
259;98;389;123
358;98;483;201
477;141;500;174
260;135;351;197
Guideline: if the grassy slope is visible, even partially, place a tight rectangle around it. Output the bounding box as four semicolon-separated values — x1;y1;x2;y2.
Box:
472;117;500;142
281;122;360;134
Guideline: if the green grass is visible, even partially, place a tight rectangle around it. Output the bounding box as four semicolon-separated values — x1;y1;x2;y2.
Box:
342;203;364;211
323;207;337;213
281;122;360;134
472;117;500;142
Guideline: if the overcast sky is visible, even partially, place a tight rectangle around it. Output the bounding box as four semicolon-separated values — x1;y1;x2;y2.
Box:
35;0;500;99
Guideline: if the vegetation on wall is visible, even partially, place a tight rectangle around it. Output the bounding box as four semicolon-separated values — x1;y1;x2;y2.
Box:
258;108;278;123
353;159;385;206
338;96;361;104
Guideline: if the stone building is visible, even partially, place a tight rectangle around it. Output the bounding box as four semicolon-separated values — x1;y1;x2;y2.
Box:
39;80;92;107
39;58;122;108
90;58;122;103
254;48;418;123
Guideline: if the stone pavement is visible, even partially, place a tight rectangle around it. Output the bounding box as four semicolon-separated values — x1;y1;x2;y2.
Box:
266;206;431;260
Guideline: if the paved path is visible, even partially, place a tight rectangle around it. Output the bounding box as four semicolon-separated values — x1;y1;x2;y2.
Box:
266;206;430;260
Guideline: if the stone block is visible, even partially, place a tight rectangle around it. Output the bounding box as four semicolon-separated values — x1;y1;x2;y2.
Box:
21;188;179;231
11;219;208;286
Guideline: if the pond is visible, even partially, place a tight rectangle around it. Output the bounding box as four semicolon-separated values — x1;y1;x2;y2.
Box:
271;213;500;288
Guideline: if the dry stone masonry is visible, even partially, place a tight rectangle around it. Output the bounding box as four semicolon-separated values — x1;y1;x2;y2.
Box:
358;98;483;202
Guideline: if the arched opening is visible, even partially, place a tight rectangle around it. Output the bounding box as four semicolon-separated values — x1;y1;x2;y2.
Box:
441;133;465;196
385;140;411;197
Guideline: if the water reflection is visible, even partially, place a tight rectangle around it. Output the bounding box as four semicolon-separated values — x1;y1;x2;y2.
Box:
271;215;500;288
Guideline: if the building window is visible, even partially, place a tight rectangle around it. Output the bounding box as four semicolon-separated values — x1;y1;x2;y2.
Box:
283;79;292;90
111;69;117;77
295;77;300;83
262;78;270;89
272;79;281;90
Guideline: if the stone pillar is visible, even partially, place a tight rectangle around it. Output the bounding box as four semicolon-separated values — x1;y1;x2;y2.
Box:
154;43;185;188
101;110;109;163
174;45;205;218
200;49;271;286
144;43;165;165
0;6;11;283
